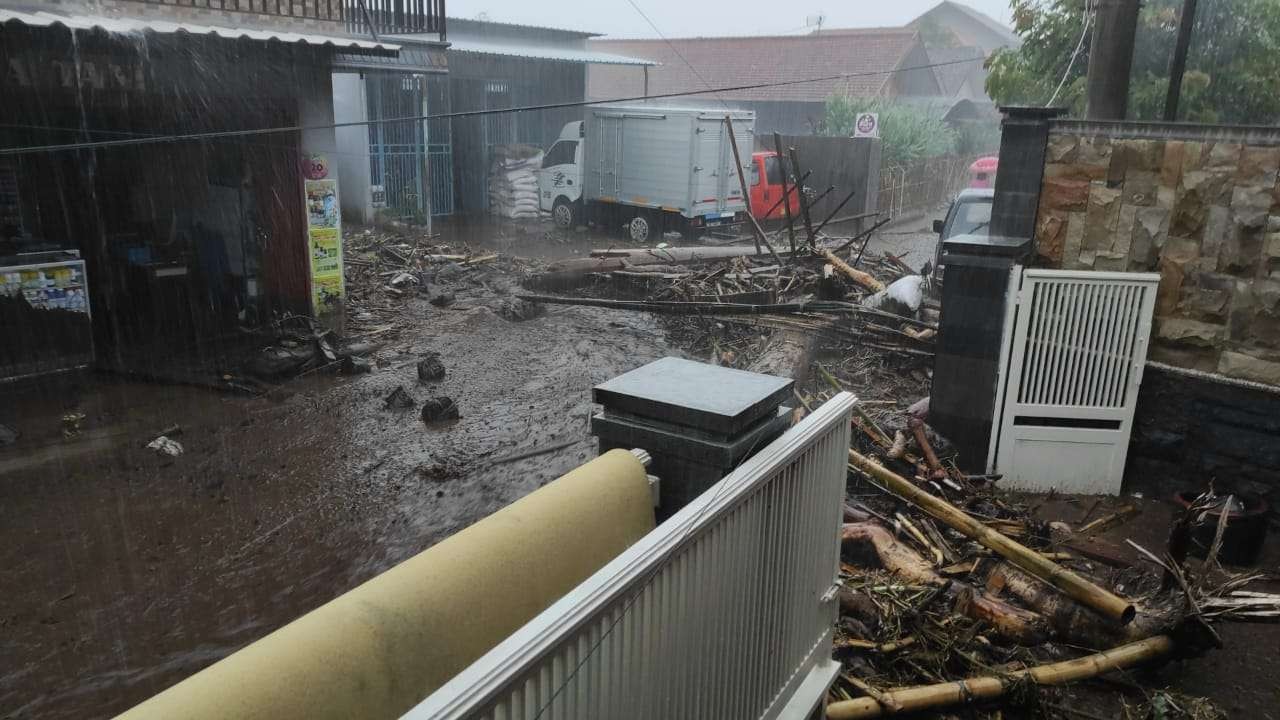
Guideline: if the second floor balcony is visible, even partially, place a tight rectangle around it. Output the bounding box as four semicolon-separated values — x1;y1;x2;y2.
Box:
115;0;445;39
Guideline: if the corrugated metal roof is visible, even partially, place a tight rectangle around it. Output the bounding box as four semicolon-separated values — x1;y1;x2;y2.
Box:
447;39;654;66
0;8;400;54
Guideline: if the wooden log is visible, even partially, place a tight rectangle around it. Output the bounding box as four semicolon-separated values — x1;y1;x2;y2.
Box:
987;563;1182;647
819;248;885;293
840;522;1048;645
825;635;1174;719
848;450;1136;625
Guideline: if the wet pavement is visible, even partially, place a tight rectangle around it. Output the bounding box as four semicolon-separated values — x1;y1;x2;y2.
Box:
0;222;681;719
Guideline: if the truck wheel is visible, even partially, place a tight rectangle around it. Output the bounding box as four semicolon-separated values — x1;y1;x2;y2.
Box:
628;213;654;243
552;198;577;229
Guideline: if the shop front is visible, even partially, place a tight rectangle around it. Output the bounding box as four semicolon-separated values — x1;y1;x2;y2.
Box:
0;14;395;382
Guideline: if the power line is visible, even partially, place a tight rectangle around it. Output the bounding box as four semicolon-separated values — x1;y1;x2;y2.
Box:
0;56;984;157
621;0;731;111
1047;0;1094;107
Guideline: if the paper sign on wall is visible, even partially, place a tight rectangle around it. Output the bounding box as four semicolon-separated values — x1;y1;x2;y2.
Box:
304;165;344;316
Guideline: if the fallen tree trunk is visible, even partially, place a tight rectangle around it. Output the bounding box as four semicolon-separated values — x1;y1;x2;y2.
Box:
825;635;1174;719
848;450;1136;625
819;248;885;293
748;329;817;383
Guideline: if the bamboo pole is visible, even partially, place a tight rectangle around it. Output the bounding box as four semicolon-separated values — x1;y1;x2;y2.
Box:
826;635;1173;719
773;132;798;257
723;116;783;265
819;248;885;293
848;450;1136;625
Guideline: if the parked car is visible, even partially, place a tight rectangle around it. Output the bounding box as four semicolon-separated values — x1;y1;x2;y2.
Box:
538;105;754;242
933;188;994;269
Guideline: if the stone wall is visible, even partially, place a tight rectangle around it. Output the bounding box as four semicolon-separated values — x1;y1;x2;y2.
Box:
1034;121;1280;387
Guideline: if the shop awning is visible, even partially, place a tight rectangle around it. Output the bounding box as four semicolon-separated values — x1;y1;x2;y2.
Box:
445;39;655;66
0;8;400;55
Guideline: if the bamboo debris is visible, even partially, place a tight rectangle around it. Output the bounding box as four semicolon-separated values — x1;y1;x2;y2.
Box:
841;522;1049;645
825;635;1175;719
848;449;1137;625
1077;504;1140;535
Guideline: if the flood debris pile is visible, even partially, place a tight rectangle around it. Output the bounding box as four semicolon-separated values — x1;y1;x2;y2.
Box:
820;398;1280;719
519;228;938;408
343;227;533;334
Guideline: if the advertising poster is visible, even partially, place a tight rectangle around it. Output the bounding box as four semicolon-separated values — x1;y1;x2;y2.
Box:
304;171;344;315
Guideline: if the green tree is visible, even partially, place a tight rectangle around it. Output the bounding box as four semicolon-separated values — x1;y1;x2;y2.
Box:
820;97;960;166
986;0;1280;124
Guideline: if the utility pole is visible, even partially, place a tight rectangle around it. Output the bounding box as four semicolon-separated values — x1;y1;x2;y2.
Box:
1163;0;1198;121
1085;0;1141;120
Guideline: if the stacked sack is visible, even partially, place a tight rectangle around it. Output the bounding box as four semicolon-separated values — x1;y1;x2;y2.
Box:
488;145;544;220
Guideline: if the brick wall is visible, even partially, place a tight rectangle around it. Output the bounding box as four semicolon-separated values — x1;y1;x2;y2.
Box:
1034;121;1280;388
45;0;350;34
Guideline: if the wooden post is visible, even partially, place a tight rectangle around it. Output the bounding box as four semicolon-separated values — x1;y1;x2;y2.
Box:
723;116;782;266
773;132;797;257
848;449;1136;625
787;146;817;247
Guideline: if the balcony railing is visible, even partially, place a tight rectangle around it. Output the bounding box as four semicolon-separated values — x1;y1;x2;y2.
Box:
348;0;446;37
118;0;446;39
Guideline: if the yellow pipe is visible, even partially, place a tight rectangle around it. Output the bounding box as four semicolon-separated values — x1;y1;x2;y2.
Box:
117;449;654;720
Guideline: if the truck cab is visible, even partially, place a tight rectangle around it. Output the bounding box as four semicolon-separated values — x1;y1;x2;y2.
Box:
538;121;585;228
748;151;800;222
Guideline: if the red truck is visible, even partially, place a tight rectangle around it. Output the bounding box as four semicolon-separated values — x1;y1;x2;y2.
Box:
748;150;803;222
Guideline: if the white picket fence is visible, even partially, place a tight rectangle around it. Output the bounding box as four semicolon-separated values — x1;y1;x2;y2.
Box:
404;392;857;720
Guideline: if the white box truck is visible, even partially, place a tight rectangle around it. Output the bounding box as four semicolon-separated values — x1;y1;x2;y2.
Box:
537;105;755;242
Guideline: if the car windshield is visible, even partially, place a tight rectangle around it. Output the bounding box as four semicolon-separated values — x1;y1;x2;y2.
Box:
951;199;992;236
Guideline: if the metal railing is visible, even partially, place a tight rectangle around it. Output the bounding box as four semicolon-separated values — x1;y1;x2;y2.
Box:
877;154;974;220
119;0;345;20
116;0;446;38
346;0;445;37
404;392;857;720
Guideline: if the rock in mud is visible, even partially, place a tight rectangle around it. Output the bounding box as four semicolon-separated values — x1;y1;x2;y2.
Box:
496;298;544;322
147;435;184;457
384;385;416;410
421;396;460;423
429;292;456;307
250;345;314;378
341;355;372;374
417;353;446;382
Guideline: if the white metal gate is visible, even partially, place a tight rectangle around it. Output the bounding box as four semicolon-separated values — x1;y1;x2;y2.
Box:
403;392;856;720
992;269;1160;494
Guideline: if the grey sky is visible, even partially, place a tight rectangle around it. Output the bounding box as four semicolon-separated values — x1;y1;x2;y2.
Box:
460;0;1013;38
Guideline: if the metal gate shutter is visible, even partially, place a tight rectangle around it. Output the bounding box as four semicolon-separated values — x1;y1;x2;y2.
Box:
992;269;1160;494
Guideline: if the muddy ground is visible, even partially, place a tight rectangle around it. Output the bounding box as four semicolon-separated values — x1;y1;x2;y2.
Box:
0;224;681;718
3;213;1277;719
